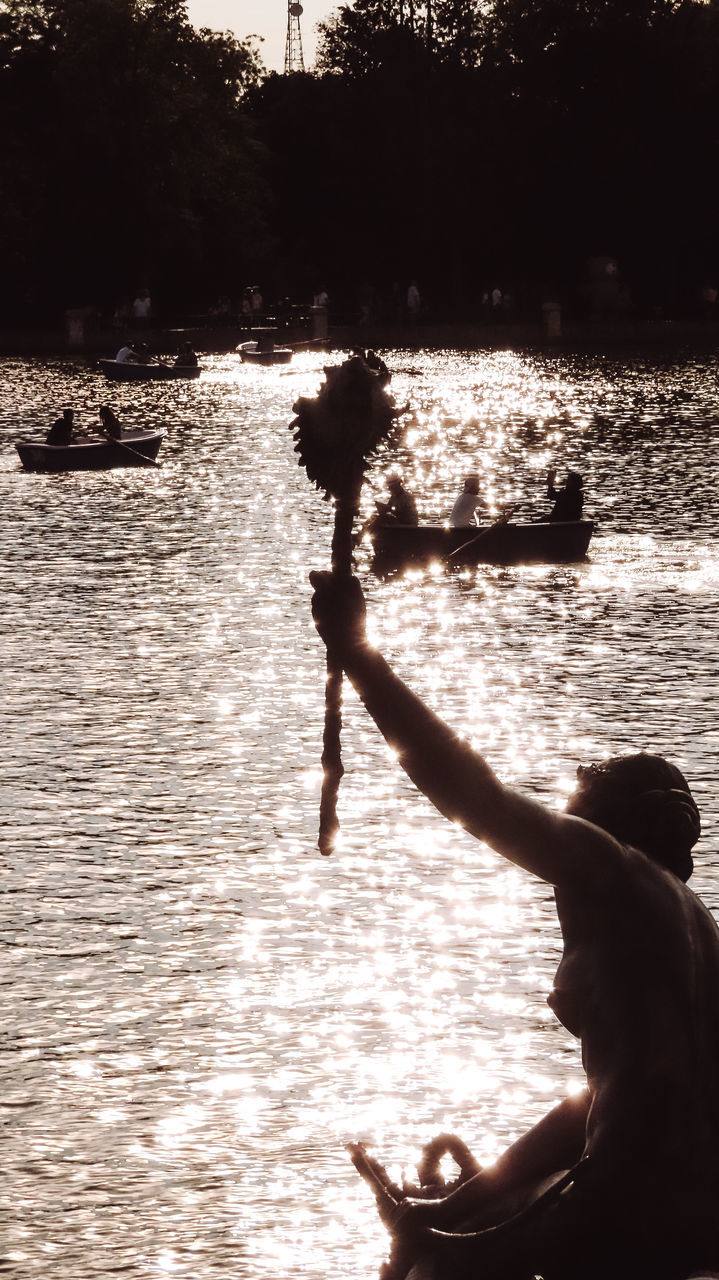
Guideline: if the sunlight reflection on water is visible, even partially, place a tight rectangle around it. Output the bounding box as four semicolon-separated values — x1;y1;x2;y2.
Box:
2;346;719;1278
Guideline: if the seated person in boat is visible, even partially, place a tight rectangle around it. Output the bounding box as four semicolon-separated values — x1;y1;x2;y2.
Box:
366;349;391;386
310;571;719;1280
257;332;276;353
134;342;160;364
449;473;488;526
174;341;198;368
350;346;391;386
46;408;75;446
374;474;419;527
99;405;123;439
115;342;141;363
546;468;583;522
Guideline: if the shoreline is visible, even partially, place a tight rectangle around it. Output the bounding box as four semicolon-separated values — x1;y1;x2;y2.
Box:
1;318;718;358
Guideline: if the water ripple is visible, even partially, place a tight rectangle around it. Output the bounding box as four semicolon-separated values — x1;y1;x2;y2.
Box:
2;348;719;1278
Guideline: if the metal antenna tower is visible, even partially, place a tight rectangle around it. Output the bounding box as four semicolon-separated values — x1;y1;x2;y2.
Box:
284;1;305;73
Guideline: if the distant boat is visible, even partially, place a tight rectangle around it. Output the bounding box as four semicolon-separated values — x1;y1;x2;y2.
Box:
16;430;164;472
99;359;201;381
238;341;293;366
370;520;594;567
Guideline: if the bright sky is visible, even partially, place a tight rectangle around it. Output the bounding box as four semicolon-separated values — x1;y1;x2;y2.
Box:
184;1;336;72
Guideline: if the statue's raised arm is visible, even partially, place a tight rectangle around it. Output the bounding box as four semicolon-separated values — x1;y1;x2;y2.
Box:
310;571;622;892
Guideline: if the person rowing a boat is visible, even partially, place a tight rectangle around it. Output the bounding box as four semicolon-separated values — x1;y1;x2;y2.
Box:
135;341;163;365
375;474;419;527
99;405;123;440
356;474;419;546
449;473;488;526
366;350;391;386
174;341;198;368
309;571;719;1280
115;342;142;364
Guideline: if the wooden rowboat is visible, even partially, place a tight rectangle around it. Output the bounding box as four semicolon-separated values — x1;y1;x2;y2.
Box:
16;429;164;472
238;341;293;366
99;359;201;381
370;520;594;567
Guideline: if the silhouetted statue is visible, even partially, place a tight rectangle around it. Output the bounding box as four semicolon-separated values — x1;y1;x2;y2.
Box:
310;572;719;1280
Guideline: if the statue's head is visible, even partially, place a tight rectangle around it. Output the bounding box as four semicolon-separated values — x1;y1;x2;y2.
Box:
566;752;700;881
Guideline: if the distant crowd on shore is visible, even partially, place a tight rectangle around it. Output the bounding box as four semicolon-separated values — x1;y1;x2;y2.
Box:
52;262;719;349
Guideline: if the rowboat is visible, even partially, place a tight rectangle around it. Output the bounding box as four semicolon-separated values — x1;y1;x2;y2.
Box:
238;341;293;366
16;429;164;472
99;359;201;381
370;520;594;567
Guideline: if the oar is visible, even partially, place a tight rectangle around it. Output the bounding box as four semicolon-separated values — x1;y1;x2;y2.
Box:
106;434;161;467
446;505;520;563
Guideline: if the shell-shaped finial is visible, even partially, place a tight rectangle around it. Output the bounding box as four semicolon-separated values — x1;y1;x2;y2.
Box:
290;355;398;498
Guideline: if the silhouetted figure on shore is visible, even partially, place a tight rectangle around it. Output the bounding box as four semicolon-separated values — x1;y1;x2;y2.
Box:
209;295;231;321
310;571;719;1280
132;289;151;328
546;468;584;522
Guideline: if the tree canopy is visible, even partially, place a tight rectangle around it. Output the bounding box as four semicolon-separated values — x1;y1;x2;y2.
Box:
0;0;267;320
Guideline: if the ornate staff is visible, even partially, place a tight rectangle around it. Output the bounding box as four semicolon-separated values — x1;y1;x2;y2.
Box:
290;354;400;855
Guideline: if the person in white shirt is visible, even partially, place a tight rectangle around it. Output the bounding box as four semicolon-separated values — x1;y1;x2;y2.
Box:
115;343;139;363
449;474;487;526
132;291;152;324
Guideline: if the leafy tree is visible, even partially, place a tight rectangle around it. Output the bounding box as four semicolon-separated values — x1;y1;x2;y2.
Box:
0;0;269;319
316;1;424;76
315;0;486;72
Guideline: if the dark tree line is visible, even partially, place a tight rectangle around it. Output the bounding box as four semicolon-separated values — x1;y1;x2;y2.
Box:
2;0;719;325
266;0;719;320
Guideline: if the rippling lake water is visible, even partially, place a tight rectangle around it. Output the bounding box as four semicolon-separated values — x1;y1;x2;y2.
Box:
2;344;719;1279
